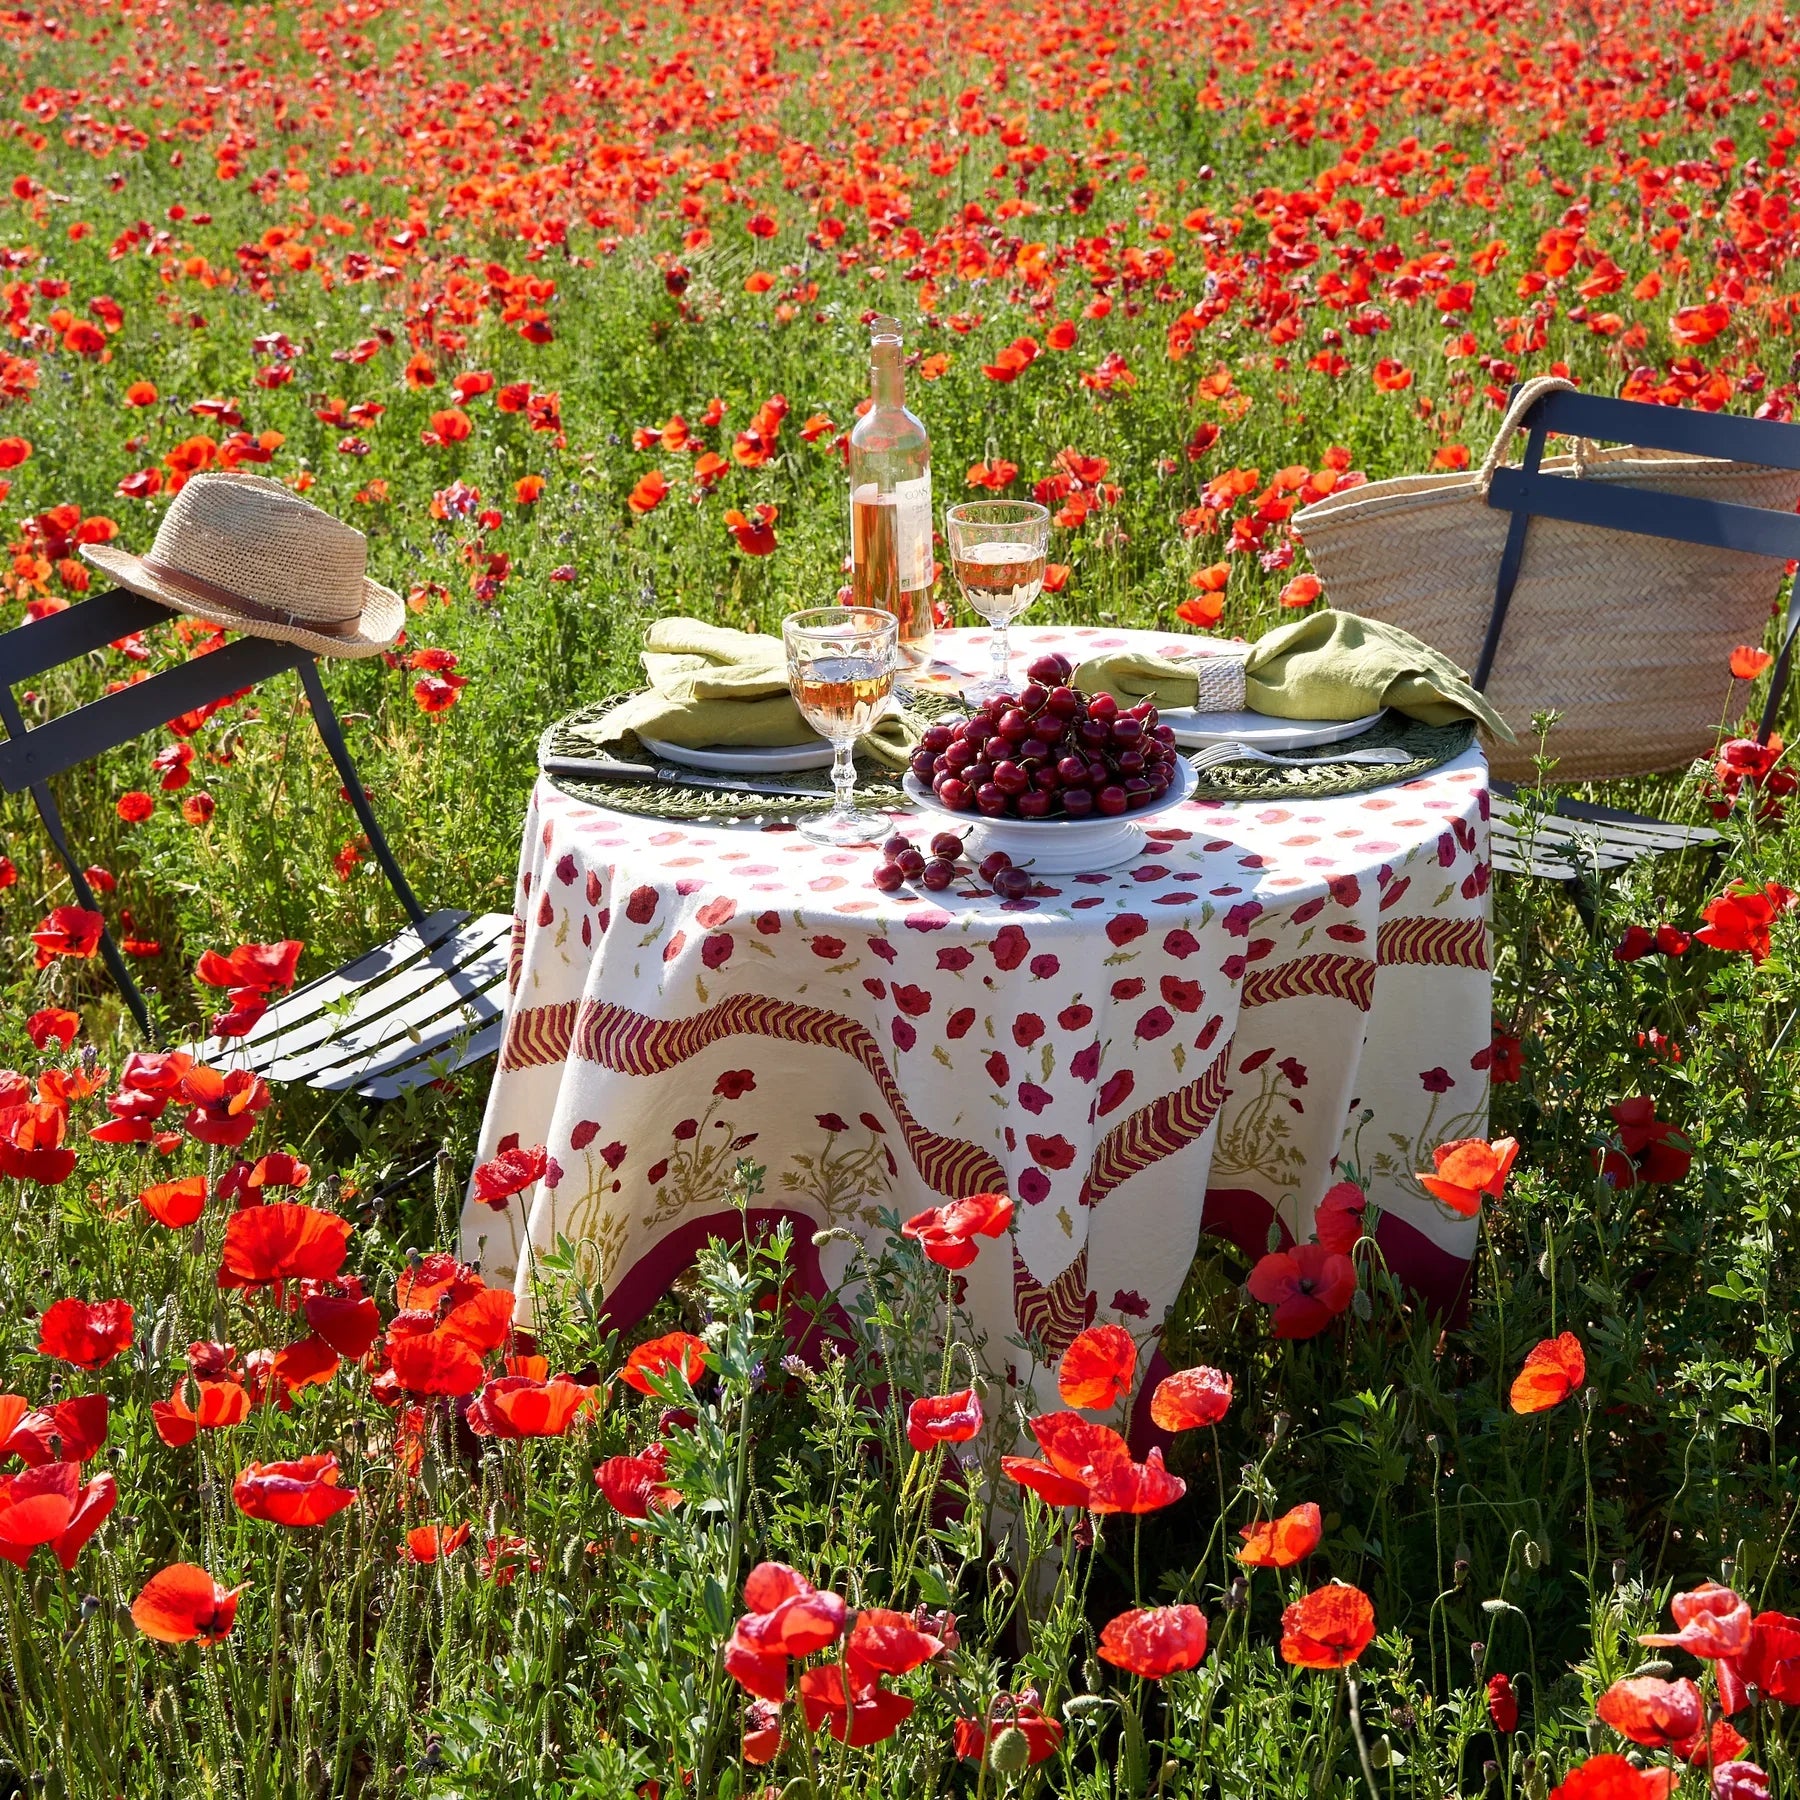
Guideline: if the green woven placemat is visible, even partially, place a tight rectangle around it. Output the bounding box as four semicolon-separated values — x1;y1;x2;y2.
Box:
1187;714;1477;801
539;696;1476;823
539;690;955;825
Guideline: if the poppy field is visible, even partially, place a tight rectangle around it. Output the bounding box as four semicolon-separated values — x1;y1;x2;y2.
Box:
4;0;1800;1793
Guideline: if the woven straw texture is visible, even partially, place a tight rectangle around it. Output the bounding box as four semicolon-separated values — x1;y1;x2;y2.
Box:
1293;378;1800;782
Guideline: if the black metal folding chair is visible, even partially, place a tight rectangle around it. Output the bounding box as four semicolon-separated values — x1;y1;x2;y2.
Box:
1476;386;1800;881
0;588;510;1098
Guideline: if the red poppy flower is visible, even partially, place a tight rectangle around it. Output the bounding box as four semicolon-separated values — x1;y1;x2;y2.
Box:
303;1289;381;1359
30;906;104;966
1596;1098;1692;1190
1417;1136;1519;1216
1098;1605;1209;1678
1731;646;1774;680
1000;1455;1093;1508
797;1663;913;1745
1548;1755;1678;1800
954;1692;1064;1765
1695;882;1794;964
270;1334;340;1395
906;1388;983;1451
743;1698;783;1765
627;470;668;514
1680;1730;1751;1775
1720;1612;1800;1712
0;1463;116;1569
25;1009;80;1050
1314;1180;1367;1254
0;1102;77;1186
232;1453;356;1527
1596;1677;1703;1748
1086;1447;1186;1515
37;1297;134;1368
618;1331;707;1395
900;1192;1014;1269
194;940;302;995
724;504;778;556
725;1563;848;1700
596;1443;683;1519
1280;1583;1377;1669
401;1522;471;1564
220;1152;311;1207
153;1378;251;1447
471;1144;547;1208
1238;1502;1323;1568
0;1393;107;1467
468;1374;596;1438
1057;1324;1137;1411
1510;1333;1586;1414
131;1562;244;1645
1488;1672;1519;1733
1246;1242;1357;1339
1641;1582;1752;1660
385;1323;486;1397
217;1203;351;1291
141;1174;207;1228
1149;1365;1233;1432
179;1064;271;1148
845;1608;944;1688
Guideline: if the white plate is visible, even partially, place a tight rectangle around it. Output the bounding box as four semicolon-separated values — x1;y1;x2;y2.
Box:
640;734;834;773
901;758;1197;874
1165;708;1385;750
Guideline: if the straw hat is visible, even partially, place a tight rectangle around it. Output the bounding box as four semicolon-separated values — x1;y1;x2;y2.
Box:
81;472;403;659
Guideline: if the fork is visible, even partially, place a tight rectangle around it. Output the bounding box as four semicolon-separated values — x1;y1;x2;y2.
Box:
1187;740;1412;774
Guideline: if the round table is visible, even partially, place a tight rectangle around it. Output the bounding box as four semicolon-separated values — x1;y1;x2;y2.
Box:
459;625;1494;1424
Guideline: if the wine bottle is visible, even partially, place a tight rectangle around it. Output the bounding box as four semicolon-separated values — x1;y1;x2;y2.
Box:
848;315;933;679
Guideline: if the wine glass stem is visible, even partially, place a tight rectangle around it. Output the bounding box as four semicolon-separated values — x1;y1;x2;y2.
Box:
830;738;857;821
989;619;1010;692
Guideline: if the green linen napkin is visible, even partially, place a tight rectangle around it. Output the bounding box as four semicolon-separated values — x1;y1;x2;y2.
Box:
1073;611;1515;742
568;617;920;771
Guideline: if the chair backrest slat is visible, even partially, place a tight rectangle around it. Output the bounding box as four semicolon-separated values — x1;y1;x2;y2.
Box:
1486;466;1800;563
1526;388;1800;471
0;590;173;683
0;633;310;792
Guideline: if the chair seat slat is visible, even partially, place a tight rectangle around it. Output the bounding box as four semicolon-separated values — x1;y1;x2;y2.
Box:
0;589;171;685
1527;389;1800;471
271;973;510;1087
351;1018;507;1100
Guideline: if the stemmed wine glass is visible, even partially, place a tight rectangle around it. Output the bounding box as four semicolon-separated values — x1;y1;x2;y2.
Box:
783;606;899;846
945;499;1051;702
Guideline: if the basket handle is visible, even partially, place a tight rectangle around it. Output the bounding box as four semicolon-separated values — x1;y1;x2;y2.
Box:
1474;374;1580;496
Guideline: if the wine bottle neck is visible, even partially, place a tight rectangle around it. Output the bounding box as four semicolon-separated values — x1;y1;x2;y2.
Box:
869;336;905;409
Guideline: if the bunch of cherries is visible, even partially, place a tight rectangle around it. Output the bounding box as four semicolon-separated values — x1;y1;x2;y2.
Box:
909;652;1179;819
872;831;1033;901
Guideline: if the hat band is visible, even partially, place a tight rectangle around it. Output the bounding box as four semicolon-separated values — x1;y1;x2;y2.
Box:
141;556;361;641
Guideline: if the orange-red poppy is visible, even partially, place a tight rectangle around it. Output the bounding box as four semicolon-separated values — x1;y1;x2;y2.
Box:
1149;1365;1232;1431
1417;1136;1519;1216
232;1453;357;1527
1057;1324;1137;1411
618;1330;708;1395
29;906;103;968
141;1174;207;1229
178;1064;271;1148
0;1393;107;1467
1595;1677;1702;1749
131;1563;244;1645
0;1462;116;1570
217;1203;351;1290
153;1378;251;1447
1246;1243;1357;1339
596;1444;683;1520
36;1297;134;1368
954;1694;1063;1766
1731;646;1773;680
24;1008;79;1050
401;1522;471;1564
1548;1755;1678;1800
1280;1583;1376;1669
471;1143;548;1207
1695;882;1794;965
468;1374;597;1439
1097;1605;1208;1678
303;1288;381;1359
906;1389;983;1451
796;1663;913;1746
1509;1333;1586;1414
1238;1501;1323;1568
1641;1582;1752;1660
194;940;302;995
900;1192;1014;1269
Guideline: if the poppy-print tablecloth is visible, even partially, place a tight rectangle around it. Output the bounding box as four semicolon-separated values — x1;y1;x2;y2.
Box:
460;627;1494;1423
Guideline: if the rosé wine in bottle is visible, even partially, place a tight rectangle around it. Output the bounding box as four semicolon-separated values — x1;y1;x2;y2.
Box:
848;316;933;681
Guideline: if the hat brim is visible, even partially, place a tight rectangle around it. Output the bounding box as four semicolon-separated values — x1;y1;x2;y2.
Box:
79;543;403;660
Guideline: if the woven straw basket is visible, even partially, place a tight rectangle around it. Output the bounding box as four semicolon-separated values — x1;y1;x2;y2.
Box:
1292;376;1800;782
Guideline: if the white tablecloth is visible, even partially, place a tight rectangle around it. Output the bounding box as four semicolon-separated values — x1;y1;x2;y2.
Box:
459;627;1494;1425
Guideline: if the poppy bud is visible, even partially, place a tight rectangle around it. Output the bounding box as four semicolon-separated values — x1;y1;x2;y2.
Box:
1586;1722;1606;1754
1524;1755;1549;1800
1613;1558;1629;1588
1625;1751;1648;1770
1523;1539;1544;1570
1266;1219;1283;1253
989;1728;1030;1776
1582;1386;1597;1410
1454;1557;1470;1587
1425;1433;1441;1458
79;1594;100;1622
1482;1761;1500;1793
1471;1641;1486;1671
1271;1412;1291;1448
1083;1658;1103;1693
1227;1576;1248;1611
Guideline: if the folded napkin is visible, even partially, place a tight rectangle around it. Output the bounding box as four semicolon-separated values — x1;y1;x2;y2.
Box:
569;617;919;771
1073;611;1515;742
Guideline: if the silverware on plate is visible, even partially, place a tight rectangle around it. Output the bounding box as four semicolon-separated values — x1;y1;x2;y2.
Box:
540;754;827;798
1188;741;1411;773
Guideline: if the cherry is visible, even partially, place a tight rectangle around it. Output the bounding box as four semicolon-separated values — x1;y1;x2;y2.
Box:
909;751;937;780
920;724;955;753
1044;685;1082;719
872;861;905;893
1061;786;1095;818
1018;682;1048;714
936;777;973;811
1112;716;1143;745
882;835;914;860
1056;754;1089;786
895;848;927;877
1026;651;1073;685
1078;718;1111;748
978;850;1013;883
998;707;1034;740
1015;790;1051;819
930;831;965;860
1096;784;1128;816
991;866;1032;900
921;858;956;891
1090;691;1119;721
1017;736;1050;764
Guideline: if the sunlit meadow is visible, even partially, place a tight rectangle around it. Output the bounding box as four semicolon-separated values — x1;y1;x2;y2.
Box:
0;0;1799;1793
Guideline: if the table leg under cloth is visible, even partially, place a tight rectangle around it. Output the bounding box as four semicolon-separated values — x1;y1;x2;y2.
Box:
460;751;1493;1422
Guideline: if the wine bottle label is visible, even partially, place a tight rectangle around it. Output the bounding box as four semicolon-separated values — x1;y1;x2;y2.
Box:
892;471;933;592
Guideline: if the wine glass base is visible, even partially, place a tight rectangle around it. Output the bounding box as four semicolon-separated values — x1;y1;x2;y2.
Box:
961;674;1013;705
797;806;890;847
